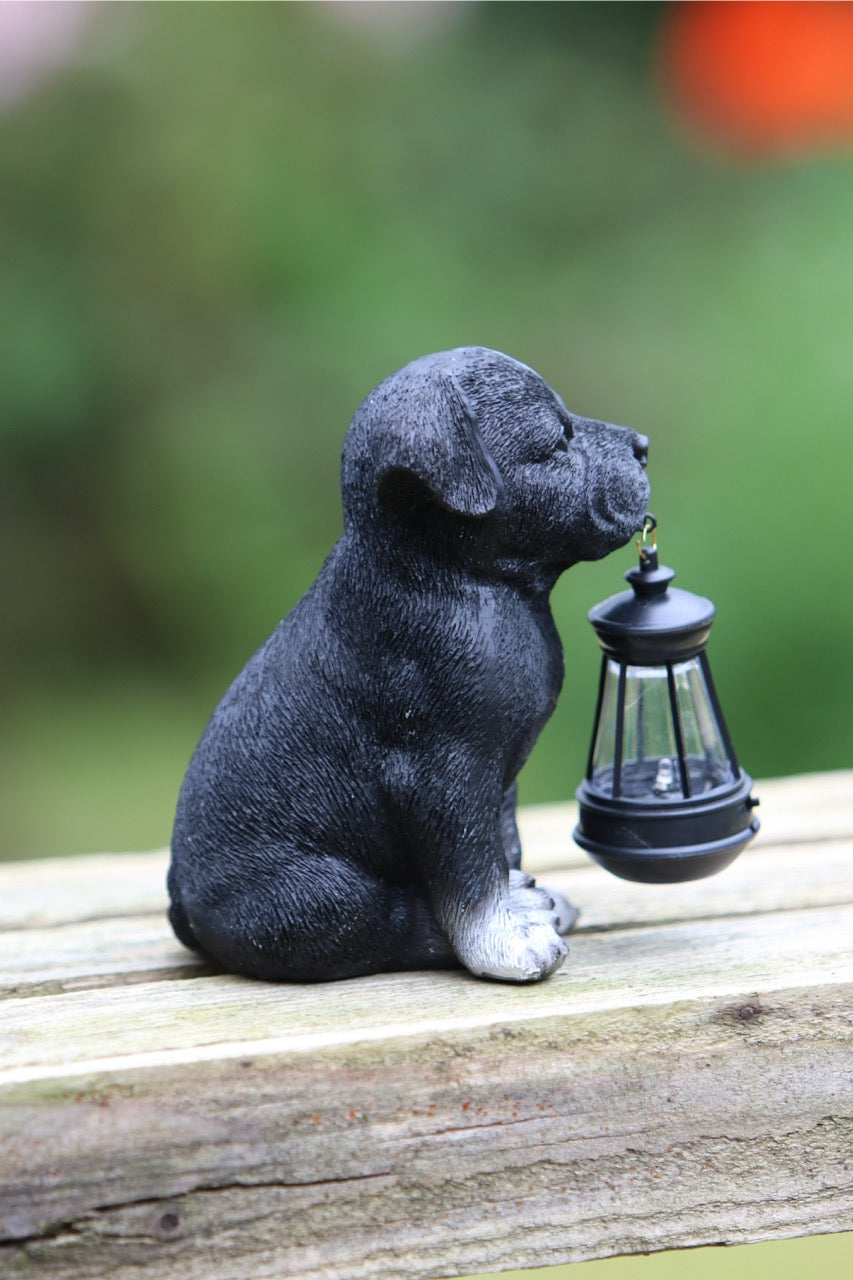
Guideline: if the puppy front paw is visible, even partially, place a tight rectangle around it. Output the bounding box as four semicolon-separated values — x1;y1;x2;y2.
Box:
454;892;569;984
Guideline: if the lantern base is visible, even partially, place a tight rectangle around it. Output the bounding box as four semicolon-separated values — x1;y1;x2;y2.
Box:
574;771;759;883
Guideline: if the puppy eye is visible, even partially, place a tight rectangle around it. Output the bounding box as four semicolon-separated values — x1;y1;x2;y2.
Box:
553;412;574;453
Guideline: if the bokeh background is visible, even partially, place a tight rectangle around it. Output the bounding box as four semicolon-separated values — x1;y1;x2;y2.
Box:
1;0;850;865
1;3;851;1277
2;1;851;862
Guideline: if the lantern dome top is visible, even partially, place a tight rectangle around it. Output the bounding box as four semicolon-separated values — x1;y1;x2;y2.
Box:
587;522;715;665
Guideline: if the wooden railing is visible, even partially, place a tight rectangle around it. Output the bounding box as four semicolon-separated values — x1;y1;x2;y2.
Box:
1;770;851;1279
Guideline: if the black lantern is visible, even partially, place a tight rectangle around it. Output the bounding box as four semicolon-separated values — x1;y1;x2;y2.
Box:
574;517;759;884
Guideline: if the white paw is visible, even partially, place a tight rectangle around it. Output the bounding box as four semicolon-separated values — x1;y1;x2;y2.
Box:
474;919;568;983
453;885;569;984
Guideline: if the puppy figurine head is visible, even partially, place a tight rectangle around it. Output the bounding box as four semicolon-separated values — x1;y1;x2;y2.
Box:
342;347;650;584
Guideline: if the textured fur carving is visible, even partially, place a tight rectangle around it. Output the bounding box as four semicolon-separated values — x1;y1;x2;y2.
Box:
168;347;650;983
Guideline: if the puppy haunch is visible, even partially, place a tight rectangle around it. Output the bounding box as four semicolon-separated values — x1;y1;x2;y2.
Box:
168;348;650;984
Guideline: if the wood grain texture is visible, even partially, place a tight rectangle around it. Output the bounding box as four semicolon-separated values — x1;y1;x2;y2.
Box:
0;770;851;1279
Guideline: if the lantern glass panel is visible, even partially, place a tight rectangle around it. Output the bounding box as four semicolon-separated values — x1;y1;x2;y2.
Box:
673;658;736;794
589;660;619;791
590;661;679;798
589;657;736;801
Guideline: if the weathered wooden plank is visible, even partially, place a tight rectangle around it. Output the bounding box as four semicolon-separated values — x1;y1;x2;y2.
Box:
3;836;851;998
1;903;851;1274
1;973;851;1276
740;768;853;845
1;770;849;930
1;901;851;1081
0;915;211;998
0;851;169;930
1;771;851;1280
543;834;853;933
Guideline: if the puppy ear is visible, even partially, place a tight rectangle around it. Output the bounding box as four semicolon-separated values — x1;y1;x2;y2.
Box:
374;376;503;518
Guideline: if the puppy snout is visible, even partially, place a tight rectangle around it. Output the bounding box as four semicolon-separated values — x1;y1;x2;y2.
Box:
633;433;650;467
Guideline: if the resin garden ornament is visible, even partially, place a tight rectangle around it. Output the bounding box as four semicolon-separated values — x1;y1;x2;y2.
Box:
168;347;650;984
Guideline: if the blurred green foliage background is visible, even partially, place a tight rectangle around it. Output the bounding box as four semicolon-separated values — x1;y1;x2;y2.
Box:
1;0;851;864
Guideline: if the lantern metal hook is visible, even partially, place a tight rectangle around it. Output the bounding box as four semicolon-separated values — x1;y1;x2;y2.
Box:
637;512;657;560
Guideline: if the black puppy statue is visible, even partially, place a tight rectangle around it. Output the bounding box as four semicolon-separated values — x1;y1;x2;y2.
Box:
168;347;650;984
